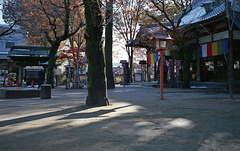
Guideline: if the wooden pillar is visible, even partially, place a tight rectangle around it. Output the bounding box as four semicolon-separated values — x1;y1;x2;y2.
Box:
18;66;22;85
197;57;201;81
147;56;149;81
160;50;164;99
154;62;157;81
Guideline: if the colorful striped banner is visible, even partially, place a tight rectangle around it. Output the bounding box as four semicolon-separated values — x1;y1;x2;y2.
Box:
202;44;207;57
198;45;202;57
147;51;172;65
217;40;222;55
147;54;151;65
156;52;159;62
222;39;228;54
150;53;154;64
153;53;156;63
198;39;228;58
212;42;218;56
165;50;171;56
207;43;212;57
147;52;161;65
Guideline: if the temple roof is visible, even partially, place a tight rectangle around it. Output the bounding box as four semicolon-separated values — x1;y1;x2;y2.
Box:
179;0;240;28
8;46;51;61
127;0;240;53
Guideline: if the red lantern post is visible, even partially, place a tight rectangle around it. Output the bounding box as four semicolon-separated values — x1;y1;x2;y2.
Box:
151;33;173;100
159;49;164;99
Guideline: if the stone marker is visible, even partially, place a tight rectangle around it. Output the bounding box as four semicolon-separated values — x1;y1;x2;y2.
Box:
40;84;51;99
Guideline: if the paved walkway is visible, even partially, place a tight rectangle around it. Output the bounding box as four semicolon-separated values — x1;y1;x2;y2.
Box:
0;85;240;151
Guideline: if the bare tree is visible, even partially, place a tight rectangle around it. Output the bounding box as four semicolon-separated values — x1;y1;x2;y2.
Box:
114;0;144;82
0;0;21;37
11;0;84;87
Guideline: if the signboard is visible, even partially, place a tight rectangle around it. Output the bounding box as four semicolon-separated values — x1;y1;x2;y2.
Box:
54;69;61;75
176;60;181;79
1;63;8;66
134;73;141;82
156;41;159;48
169;59;173;79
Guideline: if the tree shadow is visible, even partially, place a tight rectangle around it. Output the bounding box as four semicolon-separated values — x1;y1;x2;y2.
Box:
2;108;239;151
60;105;132;119
0;105;89;127
1;87;240;150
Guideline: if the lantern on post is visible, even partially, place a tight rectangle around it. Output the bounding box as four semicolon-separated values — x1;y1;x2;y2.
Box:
151;33;173;100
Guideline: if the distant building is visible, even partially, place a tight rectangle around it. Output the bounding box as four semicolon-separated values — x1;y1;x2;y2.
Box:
8;45;52;86
0;24;27;85
0;24;27;62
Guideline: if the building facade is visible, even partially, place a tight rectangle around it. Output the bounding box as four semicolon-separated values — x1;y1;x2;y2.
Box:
129;0;240;87
181;0;240;82
0;24;26;85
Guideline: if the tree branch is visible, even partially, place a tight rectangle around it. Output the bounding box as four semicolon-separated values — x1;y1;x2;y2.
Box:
150;0;175;27
39;0;58;39
0;21;16;37
145;11;172;32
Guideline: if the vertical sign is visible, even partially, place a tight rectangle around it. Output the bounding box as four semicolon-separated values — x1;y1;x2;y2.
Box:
169;59;173;80
176;60;181;79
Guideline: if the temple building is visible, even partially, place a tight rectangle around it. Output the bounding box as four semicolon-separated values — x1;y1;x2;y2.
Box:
8;46;51;85
129;0;240;86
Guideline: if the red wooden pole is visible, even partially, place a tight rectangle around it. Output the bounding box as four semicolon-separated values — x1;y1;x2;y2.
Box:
16;80;19;87
160;50;164;99
32;80;34;87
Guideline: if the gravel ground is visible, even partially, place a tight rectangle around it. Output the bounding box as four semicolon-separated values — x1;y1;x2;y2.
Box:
0;85;240;151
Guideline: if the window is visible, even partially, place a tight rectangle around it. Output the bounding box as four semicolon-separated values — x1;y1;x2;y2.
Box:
6;42;15;48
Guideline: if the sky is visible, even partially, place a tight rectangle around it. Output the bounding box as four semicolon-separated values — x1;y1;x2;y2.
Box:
0;4;4;24
112;34;129;65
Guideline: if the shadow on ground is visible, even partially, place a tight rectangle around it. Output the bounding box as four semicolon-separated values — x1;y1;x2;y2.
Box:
0;87;240;151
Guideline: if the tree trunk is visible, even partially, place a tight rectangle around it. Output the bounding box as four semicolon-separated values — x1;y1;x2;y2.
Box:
69;37;78;88
105;0;115;89
129;47;134;82
84;0;109;106
173;34;192;89
46;41;61;87
182;46;192;89
227;15;233;98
